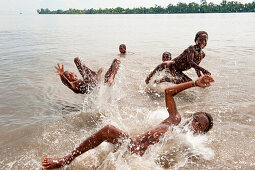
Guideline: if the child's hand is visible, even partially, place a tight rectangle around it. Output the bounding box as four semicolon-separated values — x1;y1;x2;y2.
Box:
161;61;174;68
54;64;64;76
195;75;214;88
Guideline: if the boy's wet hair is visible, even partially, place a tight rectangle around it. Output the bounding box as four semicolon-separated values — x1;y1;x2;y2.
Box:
162;51;171;59
119;44;126;49
194;111;213;133
195;31;208;42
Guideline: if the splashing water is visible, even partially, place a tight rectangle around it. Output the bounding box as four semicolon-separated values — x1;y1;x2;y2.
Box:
68;83;215;169
2;13;255;170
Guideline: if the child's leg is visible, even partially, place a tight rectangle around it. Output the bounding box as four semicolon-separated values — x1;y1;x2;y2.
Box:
96;67;104;82
42;125;129;169
104;58;120;85
74;57;97;83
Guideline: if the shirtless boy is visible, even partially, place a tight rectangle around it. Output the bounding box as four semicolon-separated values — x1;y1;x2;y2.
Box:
42;74;214;169
119;44;134;56
146;31;211;84
54;57;120;94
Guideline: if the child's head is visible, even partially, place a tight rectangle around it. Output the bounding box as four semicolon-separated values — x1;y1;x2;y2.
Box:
190;112;213;134
195;31;208;42
162;51;171;62
195;31;208;49
63;71;78;82
119;44;126;54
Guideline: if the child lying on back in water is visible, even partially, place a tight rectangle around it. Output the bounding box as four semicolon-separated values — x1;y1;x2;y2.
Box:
146;31;211;85
54;57;120;94
42;74;214;169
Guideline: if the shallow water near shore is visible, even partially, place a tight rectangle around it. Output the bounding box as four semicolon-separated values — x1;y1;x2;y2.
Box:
0;13;255;169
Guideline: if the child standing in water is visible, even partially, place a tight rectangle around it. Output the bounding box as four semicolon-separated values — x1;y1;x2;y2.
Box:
146;31;211;84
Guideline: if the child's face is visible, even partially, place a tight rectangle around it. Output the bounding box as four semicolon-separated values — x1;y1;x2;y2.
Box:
65;71;78;82
162;53;171;62
196;34;208;49
191;113;209;134
119;46;126;54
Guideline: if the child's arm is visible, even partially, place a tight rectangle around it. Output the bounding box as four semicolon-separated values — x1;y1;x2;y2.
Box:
145;65;161;84
54;63;82;93
165;75;214;118
145;61;174;84
195;69;202;77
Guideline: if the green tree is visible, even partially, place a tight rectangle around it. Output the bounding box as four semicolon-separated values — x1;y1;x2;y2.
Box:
200;0;207;12
37;1;255;14
176;3;188;13
188;2;200;13
56;9;63;14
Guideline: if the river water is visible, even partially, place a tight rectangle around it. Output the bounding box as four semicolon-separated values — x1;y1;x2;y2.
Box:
0;13;254;169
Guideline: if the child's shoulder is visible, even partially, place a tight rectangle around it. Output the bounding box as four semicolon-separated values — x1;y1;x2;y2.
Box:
183;45;195;52
188;45;195;50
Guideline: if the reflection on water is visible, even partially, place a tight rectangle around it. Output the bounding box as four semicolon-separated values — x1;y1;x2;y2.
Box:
0;13;255;169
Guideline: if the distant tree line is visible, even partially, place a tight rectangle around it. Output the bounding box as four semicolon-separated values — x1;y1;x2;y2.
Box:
37;0;255;14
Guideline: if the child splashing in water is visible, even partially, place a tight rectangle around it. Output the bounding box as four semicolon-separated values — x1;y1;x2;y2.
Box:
146;31;211;85
54;57;120;94
145;51;174;84
42;74;214;169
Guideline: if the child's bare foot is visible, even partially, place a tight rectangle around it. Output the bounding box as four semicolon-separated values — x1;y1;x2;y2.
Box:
112;59;120;70
107;59;120;86
96;67;104;81
42;156;71;169
74;57;83;71
104;58;120;85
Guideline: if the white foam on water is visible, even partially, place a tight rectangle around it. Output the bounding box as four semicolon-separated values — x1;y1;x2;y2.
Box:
146;71;176;94
29;77;215;169
6;161;16;169
172;119;215;161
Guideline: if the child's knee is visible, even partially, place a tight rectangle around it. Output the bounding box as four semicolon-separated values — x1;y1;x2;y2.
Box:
103;125;117;133
101;125;118;138
74;57;80;64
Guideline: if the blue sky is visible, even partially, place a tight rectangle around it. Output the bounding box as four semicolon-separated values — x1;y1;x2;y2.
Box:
0;0;254;14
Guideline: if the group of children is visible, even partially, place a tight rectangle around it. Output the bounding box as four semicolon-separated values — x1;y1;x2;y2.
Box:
55;31;211;95
42;31;214;169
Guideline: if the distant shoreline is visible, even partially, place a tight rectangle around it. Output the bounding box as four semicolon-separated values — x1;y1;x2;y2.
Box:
37;1;255;14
